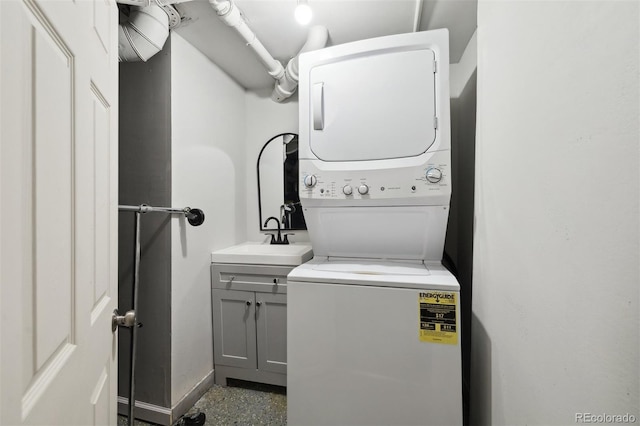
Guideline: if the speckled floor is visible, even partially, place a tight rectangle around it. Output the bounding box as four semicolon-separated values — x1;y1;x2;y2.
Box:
117;379;287;426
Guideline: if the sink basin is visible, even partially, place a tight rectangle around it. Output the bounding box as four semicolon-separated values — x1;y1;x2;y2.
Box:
211;242;313;266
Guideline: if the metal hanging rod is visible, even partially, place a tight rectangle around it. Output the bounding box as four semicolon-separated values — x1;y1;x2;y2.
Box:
115;203;205;426
118;204;205;227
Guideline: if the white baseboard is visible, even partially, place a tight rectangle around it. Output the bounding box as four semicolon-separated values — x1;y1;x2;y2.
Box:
117;397;172;425
172;369;215;422
118;369;215;425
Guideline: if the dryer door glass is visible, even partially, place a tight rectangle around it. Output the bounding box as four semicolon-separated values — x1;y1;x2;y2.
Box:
309;48;436;162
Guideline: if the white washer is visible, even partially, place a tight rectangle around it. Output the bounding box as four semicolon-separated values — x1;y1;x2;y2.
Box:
287;259;462;426
289;29;462;425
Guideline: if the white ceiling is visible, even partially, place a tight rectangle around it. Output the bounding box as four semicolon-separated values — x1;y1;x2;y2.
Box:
173;0;477;91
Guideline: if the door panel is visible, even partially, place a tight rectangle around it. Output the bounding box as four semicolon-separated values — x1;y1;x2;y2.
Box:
90;364;111;425
256;293;287;374
91;82;113;320
32;8;75;370
0;0;119;424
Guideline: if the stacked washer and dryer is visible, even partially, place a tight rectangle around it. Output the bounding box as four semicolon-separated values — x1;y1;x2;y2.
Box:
287;29;462;425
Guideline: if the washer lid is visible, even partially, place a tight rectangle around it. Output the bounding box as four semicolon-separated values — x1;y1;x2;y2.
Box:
311;260;430;276
288;259;459;290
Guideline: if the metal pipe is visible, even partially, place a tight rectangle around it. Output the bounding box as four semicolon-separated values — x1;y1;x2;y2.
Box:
128;211;142;426
119;204;205;226
119;204;188;214
119;203;205;425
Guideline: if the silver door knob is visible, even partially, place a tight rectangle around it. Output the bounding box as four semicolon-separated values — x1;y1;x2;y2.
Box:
245;300;252;306
256;301;263;307
112;309;136;332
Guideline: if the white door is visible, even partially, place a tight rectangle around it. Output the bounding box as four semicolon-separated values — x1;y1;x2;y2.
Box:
0;0;119;424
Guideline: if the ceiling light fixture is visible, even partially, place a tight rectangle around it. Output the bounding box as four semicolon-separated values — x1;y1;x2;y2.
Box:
295;0;313;25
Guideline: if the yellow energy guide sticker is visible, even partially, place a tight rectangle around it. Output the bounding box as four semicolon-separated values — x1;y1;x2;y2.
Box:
419;291;458;345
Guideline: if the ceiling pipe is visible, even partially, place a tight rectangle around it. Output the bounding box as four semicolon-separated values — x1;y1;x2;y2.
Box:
272;25;329;102
118;1;170;62
209;0;285;80
208;0;328;103
117;0;150;6
413;0;424;32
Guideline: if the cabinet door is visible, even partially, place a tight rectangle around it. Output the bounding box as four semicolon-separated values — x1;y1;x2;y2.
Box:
212;289;257;369
256;293;287;374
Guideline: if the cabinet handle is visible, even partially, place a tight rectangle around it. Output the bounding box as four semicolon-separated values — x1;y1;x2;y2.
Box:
256;301;263;307
228;276;235;283
245;300;252;306
273;278;279;284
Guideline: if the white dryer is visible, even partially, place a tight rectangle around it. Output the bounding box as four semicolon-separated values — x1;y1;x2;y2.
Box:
288;29;462;425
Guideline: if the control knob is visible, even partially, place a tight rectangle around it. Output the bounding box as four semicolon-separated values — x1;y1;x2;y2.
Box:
343;185;353;195
303;175;317;188
358;184;369;195
426;168;443;183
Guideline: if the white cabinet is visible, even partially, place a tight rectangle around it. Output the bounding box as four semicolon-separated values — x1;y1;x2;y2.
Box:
211;263;292;387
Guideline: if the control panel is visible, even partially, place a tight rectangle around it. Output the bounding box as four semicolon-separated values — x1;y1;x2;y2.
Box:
300;162;450;201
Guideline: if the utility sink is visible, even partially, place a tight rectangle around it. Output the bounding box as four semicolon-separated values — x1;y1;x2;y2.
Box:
211;242;313;266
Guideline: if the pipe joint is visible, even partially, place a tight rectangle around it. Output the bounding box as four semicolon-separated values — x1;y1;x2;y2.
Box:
209;0;232;16
285;59;299;84
217;3;242;26
268;66;285;81
271;83;296;103
271;25;329;102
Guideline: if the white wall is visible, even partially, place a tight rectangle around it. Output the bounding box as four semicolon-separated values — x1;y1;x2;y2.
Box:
170;33;247;404
450;29;477;99
244;90;309;243
471;2;639;425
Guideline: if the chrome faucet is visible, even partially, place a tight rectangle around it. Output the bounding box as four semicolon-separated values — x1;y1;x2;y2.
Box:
264;216;289;245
